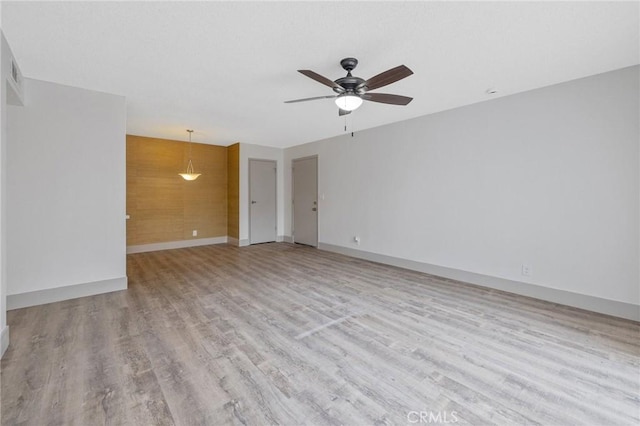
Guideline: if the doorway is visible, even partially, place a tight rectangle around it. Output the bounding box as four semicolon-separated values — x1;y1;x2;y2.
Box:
292;156;318;247
249;159;277;244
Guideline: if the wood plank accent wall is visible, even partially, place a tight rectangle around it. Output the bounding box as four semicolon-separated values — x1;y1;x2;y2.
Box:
226;143;240;239
126;135;228;246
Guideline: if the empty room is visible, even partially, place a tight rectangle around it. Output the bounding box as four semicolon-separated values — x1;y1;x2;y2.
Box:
0;1;638;425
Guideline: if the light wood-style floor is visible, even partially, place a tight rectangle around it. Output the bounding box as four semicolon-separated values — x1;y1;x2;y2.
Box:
2;243;639;425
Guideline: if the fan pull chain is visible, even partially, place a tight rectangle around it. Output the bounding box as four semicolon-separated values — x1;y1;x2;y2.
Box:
343;113;355;137
350;112;355;137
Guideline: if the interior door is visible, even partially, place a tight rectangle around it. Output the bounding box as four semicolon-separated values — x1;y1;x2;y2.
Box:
249;159;277;244
292;156;318;246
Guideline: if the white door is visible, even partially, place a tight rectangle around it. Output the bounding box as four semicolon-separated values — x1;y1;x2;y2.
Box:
249;159;277;244
292;156;318;246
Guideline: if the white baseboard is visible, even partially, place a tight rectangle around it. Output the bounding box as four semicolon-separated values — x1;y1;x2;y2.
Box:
7;276;128;310
282;235;293;243
318;243;640;322
227;237;250;247
232;236;284;245
127;236;228;254
1;326;9;358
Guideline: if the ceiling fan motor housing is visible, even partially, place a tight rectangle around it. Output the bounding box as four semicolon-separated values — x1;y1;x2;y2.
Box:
333;76;366;94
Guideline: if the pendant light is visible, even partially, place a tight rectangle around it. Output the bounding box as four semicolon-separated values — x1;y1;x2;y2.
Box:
179;129;201;181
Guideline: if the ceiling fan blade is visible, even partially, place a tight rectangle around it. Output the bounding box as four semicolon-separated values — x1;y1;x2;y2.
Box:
339;108;351;116
284;95;338;104
362;93;413;105
360;65;413;91
298;70;344;92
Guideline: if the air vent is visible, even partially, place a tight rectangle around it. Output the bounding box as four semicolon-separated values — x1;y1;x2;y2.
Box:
10;60;19;85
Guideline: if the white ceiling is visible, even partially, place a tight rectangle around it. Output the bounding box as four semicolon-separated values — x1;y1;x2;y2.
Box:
2;1;638;148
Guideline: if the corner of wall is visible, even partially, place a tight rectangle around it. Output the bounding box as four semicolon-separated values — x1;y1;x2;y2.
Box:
226;143;240;239
0;325;9;357
0;30;17;357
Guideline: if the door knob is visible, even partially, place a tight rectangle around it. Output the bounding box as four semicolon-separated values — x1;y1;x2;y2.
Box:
312;208;317;211
251;200;257;204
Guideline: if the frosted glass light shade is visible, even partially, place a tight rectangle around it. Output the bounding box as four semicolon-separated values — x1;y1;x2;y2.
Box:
335;94;363;111
179;173;201;181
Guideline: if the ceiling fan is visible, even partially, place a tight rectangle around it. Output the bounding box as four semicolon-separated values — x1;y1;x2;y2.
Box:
285;57;414;116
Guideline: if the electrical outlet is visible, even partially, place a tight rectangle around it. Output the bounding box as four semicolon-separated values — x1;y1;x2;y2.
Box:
192;230;198;237
521;264;532;277
353;236;360;245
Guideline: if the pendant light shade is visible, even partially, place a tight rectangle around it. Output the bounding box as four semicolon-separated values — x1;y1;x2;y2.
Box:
179;129;201;181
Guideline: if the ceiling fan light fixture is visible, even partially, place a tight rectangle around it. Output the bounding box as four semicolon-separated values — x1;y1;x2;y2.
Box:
335;94;363;111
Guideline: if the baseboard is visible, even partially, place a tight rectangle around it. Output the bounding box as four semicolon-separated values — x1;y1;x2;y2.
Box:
7;276;128;310
127;236;228;254
282;235;293;243
233;236;285;245
318;243;639;322
1;326;9;358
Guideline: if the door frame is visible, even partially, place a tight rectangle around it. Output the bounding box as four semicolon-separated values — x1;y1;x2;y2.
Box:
249;158;277;244
292;155;318;247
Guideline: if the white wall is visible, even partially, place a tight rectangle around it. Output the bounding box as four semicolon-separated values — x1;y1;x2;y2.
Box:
6;78;127;308
284;66;639;318
0;32;9;355
239;143;284;245
0;29;23;356
0;33;5;357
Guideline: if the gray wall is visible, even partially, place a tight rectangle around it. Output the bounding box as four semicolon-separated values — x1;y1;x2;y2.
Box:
0;30;24;356
285;66;639;319
7;78;127;308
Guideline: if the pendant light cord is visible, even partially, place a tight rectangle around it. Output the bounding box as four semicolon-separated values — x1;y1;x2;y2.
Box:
185;130;196;173
187;129;194;160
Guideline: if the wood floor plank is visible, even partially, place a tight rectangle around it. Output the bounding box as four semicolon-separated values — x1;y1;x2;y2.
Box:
2;242;639;425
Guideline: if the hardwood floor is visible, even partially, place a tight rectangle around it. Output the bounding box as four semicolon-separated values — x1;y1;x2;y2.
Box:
2;243;639;425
